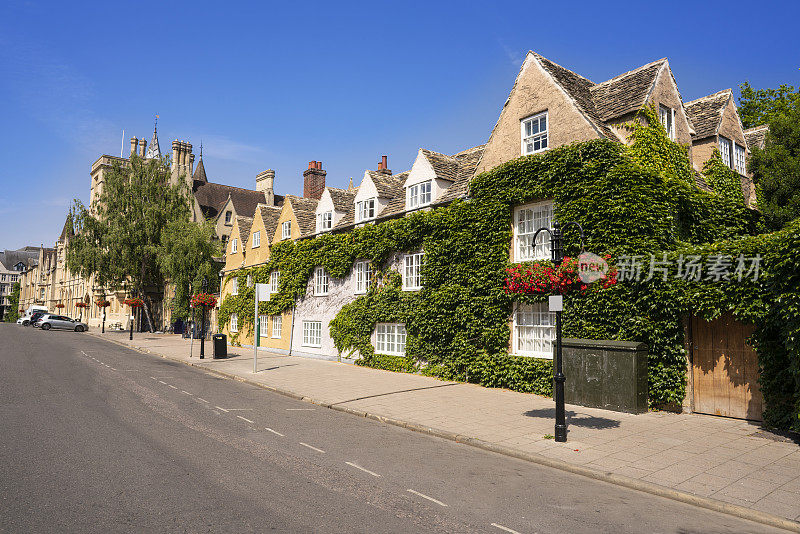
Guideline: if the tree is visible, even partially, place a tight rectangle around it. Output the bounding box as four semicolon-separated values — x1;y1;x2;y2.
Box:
738;83;800;230
738;82;800;129
4;282;20;323
158;218;221;320
67;155;205;331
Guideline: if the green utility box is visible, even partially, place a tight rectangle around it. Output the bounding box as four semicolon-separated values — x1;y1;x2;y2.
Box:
562;338;648;414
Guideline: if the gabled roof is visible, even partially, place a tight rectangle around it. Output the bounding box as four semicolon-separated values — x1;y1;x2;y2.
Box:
367;171;405;198
0;248;40;271
327;187;357;212
193;181;272;220
193;156;208;183
744;125;769;151
234;216;253;244
437;145;485;203
59;213;74;242
285;195;319;236
685;89;732;140
590;58;667;121
255;204;282;238
370;172;410;220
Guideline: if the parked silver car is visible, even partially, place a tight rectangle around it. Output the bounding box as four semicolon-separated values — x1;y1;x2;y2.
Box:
36;314;89;332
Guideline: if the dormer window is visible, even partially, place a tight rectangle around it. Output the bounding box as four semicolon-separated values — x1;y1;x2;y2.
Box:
719;136;732;168
521;111;548;155
408;181;432;209
281;221;291;240
734;144;746;174
252;230;260;248
659;105;675;140
231;238;238;253
316;211;333;232
224;211;232;225
356;198;376;222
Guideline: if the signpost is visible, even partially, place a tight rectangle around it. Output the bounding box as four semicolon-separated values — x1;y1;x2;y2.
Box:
254;283;270;373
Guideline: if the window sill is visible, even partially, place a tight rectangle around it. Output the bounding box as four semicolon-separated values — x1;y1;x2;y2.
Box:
302;344;322;348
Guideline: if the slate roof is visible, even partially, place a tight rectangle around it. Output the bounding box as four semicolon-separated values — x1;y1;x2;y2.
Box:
193;181;272;220
193;157;208;183
285;195;319;236
255;204;282;239
685;89;731;140
368;171;406;198
234;216;253;244
439;145;486;203
590;58;667;121
744;125;769;151
531;53;617;139
0;248;40;271
327;187;357;213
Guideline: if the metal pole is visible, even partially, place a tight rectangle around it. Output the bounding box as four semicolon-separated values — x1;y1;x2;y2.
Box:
551;220;567;442
254;284;258;373
200;277;207;359
102;308;105;333
129;307;134;340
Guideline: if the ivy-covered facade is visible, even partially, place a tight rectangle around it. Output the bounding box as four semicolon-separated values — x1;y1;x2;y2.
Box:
219;51;799;431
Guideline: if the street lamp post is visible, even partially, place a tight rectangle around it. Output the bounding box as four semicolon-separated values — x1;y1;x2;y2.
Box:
532;220;585;443
200;277;208;359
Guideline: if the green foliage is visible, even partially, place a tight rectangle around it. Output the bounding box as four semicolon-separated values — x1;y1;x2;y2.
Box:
158;219;221;320
702;149;746;206
748;100;800;231
738;81;800;129
4;282;20;322
67;155;193;330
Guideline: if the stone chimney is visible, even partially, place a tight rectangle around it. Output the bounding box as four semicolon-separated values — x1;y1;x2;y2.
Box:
256;169;276;206
130;137;139;158
303;161;326;200
376;155;392;175
139;139;147;158
170;140;194;186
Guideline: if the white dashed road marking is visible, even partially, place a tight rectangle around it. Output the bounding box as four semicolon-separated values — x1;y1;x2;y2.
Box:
299;442;325;454
237;416;254;424
181;390;192;395
491;523;523;534
196;398;209;403
158;381;167;385
345;462;381;477
215;406;229;412
168;385;178;390
286;408;314;411
265;428;284;437
407;489;448;507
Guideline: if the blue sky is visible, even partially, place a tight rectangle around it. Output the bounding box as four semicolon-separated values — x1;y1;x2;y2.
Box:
1;0;797;250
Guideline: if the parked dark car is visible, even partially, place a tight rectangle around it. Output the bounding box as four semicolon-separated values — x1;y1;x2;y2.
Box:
28;312;48;327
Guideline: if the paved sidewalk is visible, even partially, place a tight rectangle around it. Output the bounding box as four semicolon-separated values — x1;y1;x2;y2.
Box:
91;331;800;529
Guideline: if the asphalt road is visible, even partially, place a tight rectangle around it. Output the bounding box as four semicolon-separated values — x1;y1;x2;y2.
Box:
0;323;787;533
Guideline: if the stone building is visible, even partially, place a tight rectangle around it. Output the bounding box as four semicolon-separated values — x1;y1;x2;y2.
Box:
0;247;38;320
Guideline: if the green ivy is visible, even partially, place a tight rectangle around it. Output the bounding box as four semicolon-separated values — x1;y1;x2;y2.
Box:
702;149;746;206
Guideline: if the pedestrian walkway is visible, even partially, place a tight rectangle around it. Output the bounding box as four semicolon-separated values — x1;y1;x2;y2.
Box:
91;331;800;530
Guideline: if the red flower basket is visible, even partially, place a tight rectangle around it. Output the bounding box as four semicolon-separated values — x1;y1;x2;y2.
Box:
123;297;144;308
75;302;88;309
55;303;65;309
96;299;111;308
190;292;218;308
505;256;618;296
19;308;24;314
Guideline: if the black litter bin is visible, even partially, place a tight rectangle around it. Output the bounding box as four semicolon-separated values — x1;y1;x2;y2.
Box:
213;334;227;359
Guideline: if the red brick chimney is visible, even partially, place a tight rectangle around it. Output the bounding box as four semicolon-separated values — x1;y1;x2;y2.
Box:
303;160;326;200
376;155;392;175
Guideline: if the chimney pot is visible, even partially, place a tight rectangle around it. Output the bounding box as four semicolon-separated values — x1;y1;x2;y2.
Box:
130;137;139;157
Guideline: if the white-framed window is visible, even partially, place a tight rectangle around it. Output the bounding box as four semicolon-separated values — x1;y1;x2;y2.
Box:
246;274;252;287
356;198;376;222
374;323;407;356
314;267;329;296
734;144;746;174
514;201;553;262
270;271;280;293
258;314;268;337
252;230;261;248
271;315;282;338
354;260;373;294
230;313;238;333
408;181;432;209
231;277;239;296
281;221;291;240
302;320;322;347
513;302;555;359
316;211;333;232
719;136;733;168
231;238;238;253
403;253;423;291
521;111;548;155
659;105;675;140
224;211;232;224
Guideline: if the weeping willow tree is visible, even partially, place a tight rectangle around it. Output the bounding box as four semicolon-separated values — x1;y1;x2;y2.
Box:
67;154;218;331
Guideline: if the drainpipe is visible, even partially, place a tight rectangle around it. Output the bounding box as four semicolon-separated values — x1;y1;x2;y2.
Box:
287;306;295;357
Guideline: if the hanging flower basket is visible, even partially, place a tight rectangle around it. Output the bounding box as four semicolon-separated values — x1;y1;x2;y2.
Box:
75;302;88;309
96;299;111;308
505;256;618;296
55;303;65;309
19;308;24;314
190;292;217;308
123;297;144;308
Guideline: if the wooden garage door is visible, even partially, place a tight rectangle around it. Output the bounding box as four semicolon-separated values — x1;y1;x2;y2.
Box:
690;314;763;421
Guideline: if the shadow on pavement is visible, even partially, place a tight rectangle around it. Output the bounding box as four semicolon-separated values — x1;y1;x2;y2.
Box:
524;407;621;429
